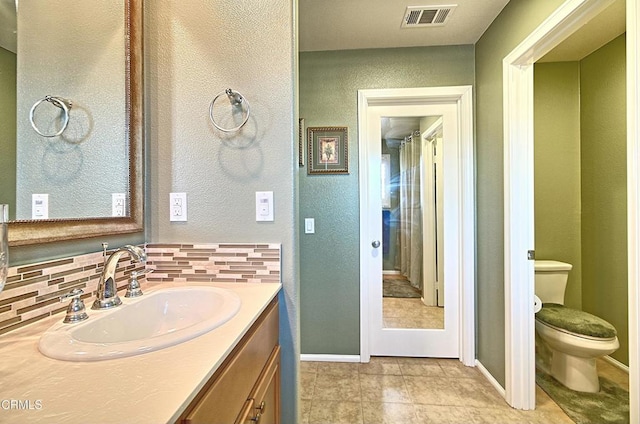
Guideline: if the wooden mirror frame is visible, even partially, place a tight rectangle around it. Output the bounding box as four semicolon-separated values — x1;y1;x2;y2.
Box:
8;0;144;246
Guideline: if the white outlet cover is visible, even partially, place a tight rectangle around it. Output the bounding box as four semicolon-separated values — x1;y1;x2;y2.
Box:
112;193;126;217
170;192;187;222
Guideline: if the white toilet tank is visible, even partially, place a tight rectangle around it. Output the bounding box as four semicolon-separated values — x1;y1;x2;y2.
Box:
534;260;572;305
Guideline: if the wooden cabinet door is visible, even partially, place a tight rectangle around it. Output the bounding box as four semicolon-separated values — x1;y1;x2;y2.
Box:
237;345;280;424
180;300;279;424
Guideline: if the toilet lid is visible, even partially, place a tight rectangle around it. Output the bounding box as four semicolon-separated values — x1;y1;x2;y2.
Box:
535;303;617;339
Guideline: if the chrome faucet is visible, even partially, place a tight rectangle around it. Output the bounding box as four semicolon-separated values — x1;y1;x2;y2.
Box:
92;245;146;310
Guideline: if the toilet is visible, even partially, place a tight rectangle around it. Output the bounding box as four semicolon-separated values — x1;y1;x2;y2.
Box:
534;260;619;393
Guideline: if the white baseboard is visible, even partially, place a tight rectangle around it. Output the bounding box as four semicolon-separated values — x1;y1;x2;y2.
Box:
300;354;361;363
603;355;630;373
476;359;506;398
383;270;401;275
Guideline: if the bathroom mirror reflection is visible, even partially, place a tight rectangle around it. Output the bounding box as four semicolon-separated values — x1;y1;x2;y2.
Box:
0;0;140;217
1;0;143;245
381;115;444;330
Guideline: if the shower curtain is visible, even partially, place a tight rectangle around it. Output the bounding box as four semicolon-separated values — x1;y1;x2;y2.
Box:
398;135;423;291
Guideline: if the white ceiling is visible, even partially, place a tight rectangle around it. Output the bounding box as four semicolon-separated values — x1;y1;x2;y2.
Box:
299;0;511;52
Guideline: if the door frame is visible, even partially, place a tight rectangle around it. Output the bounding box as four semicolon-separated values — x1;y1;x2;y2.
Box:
503;0;638;418
358;86;475;365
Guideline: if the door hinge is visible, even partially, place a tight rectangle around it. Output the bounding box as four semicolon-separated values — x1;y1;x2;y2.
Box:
527;250;535;260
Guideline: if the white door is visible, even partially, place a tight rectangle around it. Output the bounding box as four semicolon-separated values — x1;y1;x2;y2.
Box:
421;119;445;308
364;103;459;357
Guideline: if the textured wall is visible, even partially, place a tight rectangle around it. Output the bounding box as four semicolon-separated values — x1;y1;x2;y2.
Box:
580;34;628;365
475;0;566;386
0;46;16;218
145;1;298;421
16;0;128;219
299;45;474;355
534;62;583;310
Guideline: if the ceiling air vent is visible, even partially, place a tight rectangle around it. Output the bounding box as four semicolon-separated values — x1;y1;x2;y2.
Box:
401;5;457;28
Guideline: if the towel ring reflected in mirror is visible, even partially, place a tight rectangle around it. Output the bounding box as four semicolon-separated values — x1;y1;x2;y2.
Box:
29;95;73;138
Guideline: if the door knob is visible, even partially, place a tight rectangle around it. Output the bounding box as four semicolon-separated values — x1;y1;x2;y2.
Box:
371;240;381;248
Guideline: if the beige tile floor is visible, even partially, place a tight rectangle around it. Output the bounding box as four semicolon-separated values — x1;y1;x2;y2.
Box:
383;297;444;329
300;357;576;424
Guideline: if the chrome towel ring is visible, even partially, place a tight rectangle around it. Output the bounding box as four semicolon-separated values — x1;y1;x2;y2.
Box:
29;95;73;138
209;88;250;133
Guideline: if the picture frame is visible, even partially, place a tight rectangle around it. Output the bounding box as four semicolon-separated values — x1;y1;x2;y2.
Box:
307;126;349;174
298;118;305;167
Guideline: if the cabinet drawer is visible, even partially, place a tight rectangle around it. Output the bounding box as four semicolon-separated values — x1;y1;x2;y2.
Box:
181;299;279;424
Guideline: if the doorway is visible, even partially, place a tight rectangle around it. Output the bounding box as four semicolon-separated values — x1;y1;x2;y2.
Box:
503;0;638;419
358;86;475;364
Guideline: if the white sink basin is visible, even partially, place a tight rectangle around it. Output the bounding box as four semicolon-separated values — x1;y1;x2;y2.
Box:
39;286;241;361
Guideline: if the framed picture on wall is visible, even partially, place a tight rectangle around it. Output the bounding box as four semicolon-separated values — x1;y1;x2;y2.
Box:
307;126;349;174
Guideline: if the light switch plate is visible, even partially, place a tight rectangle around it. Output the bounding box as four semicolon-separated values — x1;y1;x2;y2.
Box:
32;194;49;220
256;191;274;222
170;192;187;222
305;218;315;234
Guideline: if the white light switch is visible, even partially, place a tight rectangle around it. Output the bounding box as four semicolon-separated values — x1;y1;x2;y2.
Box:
256;191;274;221
32;194;49;220
170;192;187;222
305;218;315;234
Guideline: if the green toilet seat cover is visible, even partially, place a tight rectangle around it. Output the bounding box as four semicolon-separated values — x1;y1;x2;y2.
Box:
536;303;617;339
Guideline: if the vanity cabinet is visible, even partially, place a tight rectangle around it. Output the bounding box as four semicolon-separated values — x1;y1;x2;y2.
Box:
178;298;280;424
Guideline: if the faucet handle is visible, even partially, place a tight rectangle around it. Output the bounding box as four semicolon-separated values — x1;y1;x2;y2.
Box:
60;288;89;324
125;269;152;298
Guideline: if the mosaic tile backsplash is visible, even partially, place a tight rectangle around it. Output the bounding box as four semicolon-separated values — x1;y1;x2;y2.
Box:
145;243;281;283
0;243;281;336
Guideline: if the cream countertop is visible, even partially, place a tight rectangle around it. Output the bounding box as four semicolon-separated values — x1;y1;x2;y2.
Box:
0;282;281;424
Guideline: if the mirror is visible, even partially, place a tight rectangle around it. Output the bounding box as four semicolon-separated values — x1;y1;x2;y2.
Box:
381;116;444;330
1;0;143;246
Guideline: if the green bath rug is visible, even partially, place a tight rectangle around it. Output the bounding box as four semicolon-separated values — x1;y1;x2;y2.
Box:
536;370;629;424
382;279;421;298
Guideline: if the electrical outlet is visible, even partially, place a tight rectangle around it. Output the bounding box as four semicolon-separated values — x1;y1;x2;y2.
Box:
112;193;126;217
169;192;187;222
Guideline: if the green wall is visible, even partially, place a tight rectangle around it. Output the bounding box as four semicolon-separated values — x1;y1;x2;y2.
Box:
475;0;566;386
581;34;627;365
0;47;16;218
299;45;475;355
534;62;583;310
